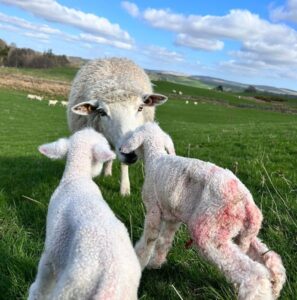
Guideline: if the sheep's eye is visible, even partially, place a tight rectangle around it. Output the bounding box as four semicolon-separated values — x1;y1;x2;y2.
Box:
97;108;107;116
138;105;143;112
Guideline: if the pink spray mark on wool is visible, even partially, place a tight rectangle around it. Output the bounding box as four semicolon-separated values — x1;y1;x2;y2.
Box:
191;202;245;249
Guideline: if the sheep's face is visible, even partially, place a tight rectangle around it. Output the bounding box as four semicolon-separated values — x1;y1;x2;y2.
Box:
71;94;167;163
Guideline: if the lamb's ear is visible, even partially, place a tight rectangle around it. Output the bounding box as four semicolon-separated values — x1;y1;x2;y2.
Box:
120;131;144;154
71;100;99;115
38;138;69;159
93;144;116;163
142;94;168;106
164;133;175;155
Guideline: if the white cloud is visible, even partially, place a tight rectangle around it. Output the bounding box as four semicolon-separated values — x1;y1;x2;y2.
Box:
123;2;297;80
175;34;224;51
270;0;297;23
141;45;184;63
121;1;139;17
0;0;133;44
0;12;133;50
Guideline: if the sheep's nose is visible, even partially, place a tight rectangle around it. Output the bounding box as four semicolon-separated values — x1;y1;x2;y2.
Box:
120;151;138;165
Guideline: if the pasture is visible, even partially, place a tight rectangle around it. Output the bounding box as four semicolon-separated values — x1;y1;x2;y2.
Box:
0;79;297;299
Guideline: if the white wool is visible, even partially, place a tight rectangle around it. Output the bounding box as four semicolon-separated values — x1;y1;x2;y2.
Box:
120;122;286;300
29;128;141;300
67;57;167;196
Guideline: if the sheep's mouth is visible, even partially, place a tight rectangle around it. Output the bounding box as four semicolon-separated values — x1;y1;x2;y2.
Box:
119;151;138;165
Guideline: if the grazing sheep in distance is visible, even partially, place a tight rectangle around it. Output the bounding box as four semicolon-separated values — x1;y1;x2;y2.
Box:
61;101;68;107
178;91;183;95
48;100;58;106
185;100;189;104
27;94;43;101
194;101;198;105
67;57;168;196
119;122;286;300
29;128;141;300
172;89;176;93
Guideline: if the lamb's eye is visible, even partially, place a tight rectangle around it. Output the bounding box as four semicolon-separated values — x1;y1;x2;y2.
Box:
97;108;107;116
138;105;143;112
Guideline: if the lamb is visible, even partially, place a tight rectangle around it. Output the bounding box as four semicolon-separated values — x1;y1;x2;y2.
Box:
48;100;58;106
28;128;141;300
119;122;286;300
61;100;68;107
67;57;167;196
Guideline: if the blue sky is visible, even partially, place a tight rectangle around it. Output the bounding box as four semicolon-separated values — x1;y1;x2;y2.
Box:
0;0;297;90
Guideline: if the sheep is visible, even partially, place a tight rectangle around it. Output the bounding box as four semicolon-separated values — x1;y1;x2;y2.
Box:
178;91;183;95
48;100;58;106
28;128;141;300
172;89;176;93
35;95;43;101
194;101;198;105
185;101;189;104
61;100;68;107
67;57;168;196
119;122;286;300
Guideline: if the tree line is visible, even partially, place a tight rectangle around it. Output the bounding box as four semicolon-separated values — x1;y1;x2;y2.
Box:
0;39;69;68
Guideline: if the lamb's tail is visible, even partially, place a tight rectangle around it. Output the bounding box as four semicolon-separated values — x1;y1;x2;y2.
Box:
246;237;286;299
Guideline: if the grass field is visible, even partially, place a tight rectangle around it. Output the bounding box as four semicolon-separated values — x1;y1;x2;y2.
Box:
0;80;297;299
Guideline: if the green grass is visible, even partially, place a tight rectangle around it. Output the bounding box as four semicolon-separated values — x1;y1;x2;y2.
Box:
0;66;78;82
0;87;296;299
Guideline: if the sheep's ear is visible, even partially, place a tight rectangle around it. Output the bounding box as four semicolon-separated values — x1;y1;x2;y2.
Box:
71;100;99;115
142;94;167;106
38;138;69;159
93;144;116;163
120;131;144;154
164;134;175;155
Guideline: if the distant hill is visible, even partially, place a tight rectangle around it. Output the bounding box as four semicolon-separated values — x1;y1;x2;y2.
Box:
147;70;297;96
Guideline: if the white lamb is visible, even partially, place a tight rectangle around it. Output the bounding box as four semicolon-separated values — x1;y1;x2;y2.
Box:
48;100;58;106
28;128;141;300
119;123;286;300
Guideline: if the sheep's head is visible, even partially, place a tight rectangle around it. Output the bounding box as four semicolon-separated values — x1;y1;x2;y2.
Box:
38;128;115;177
70;93;167;154
118;122;175;164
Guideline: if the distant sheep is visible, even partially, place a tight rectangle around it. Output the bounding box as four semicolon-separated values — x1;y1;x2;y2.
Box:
194;101;198;105
185;100;189;104
119;123;286;300
27;94;43;101
178;91;183;95
48;100;58;106
61;101;68;107
67;57;168;196
29;128;141;300
172;89;176;93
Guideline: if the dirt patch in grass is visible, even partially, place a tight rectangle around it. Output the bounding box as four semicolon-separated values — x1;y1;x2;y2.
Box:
0;72;70;97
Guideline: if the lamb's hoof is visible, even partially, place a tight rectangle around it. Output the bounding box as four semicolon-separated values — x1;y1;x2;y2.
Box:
120;187;130;196
104;170;112;177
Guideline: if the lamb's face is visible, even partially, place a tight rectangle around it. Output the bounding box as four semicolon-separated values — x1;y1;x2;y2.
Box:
118;123;175;164
71;94;168;164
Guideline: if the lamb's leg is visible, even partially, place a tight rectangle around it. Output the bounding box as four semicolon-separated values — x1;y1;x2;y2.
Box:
135;204;162;270
28;254;55;300
103;160;113;176
147;220;181;269
191;217;273;300
245;237;286;299
120;163;130;196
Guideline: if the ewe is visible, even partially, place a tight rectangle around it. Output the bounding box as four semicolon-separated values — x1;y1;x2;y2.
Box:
29;128;141;300
119;123;286;300
67;57;167;196
48;100;58;106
